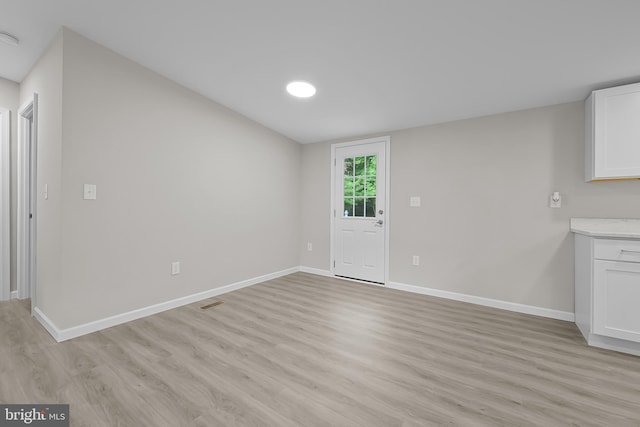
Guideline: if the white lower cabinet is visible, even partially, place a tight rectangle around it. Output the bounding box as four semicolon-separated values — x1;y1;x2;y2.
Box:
593;260;640;343
574;233;640;355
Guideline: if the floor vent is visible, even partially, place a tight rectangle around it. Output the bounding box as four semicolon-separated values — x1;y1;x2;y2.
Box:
201;300;224;310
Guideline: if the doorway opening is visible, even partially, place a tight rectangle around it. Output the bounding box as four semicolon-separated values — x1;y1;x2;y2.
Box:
0;107;9;300
331;136;390;284
17;94;38;312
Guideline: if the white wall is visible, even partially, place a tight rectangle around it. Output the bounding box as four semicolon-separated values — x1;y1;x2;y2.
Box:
300;102;640;313
0;78;19;293
23;29;301;330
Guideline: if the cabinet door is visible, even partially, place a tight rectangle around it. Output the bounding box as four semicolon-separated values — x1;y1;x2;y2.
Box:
592;83;640;179
593;260;640;342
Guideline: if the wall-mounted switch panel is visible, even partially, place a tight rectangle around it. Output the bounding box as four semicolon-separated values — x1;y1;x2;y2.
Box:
410;196;421;207
412;255;420;266
171;261;180;275
83;184;97;200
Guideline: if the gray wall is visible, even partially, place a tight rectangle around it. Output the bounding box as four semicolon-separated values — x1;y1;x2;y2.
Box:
22;29;301;329
0;77;20;292
300;141;331;269
300;102;640;313
19;30;64;315
17;28;640;327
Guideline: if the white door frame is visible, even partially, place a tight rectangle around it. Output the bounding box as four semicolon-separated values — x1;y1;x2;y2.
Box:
17;94;38;308
330;136;390;285
0;108;10;301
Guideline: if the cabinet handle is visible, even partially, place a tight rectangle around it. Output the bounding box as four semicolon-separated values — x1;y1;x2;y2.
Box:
620;249;640;254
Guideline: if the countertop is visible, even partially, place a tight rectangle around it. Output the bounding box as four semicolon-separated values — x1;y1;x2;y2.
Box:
570;218;640;239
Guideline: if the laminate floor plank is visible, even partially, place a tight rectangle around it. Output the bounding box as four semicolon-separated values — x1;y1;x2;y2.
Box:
1;272;640;426
157;309;400;427
127;314;303;427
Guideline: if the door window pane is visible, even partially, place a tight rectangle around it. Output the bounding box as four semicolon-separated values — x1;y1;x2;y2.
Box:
344;158;354;176
365;176;376;197
354;177;365;196
343;155;377;218
355;156;365;176
344;177;354;197
344;198;354;216
366;156;376;175
365;198;376;217
354;198;364;216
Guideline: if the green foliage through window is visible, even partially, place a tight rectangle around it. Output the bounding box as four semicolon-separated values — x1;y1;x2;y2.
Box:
343;155;376;217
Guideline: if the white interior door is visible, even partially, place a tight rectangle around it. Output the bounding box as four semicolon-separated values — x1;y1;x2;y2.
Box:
332;138;388;284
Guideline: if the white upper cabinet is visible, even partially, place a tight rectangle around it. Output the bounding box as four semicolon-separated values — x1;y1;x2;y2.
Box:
586;82;640;182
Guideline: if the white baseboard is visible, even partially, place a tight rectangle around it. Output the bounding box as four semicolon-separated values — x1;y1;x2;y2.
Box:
35;267;299;342
296;268;574;322
33;307;62;341
586;333;640;357
299;266;332;277
10;290;18;299
33;266;575;343
386;281;575;322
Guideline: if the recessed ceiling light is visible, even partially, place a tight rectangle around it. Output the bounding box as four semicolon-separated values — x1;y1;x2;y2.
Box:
286;81;316;98
0;32;19;47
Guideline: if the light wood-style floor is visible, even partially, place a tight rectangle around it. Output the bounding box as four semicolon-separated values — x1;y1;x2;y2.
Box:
2;272;640;426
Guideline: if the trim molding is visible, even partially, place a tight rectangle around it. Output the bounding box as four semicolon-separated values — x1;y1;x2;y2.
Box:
0;108;9;301
587;333;640;357
386;281;575;322
35;267;299;342
33;307;60;341
17;94;38;301
299;266;332;277
33;267;576;343
297;269;574;322
330;136;391;284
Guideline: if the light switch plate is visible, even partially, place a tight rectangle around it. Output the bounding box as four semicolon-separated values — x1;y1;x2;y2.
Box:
410;196;421;207
171;261;180;275
83;184;97;200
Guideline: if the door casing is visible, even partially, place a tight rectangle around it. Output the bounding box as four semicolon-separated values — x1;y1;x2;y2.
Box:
0;108;9;301
17;94;38;311
330;136;390;285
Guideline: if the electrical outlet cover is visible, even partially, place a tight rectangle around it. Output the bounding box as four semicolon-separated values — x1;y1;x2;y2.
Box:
83;184;97;200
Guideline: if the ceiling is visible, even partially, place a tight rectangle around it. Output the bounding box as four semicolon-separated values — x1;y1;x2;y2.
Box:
2;0;640;144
